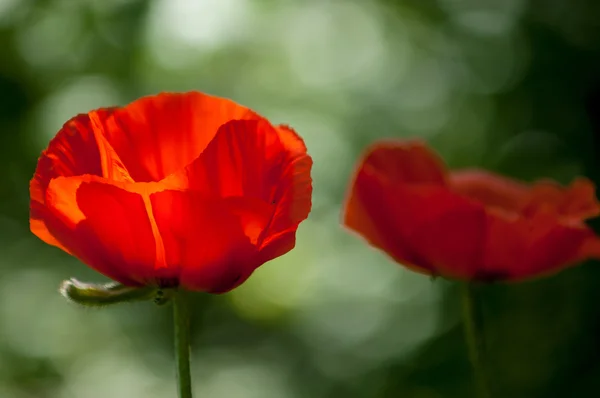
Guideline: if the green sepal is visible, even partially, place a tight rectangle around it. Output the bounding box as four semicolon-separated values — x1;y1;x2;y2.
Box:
60;278;157;307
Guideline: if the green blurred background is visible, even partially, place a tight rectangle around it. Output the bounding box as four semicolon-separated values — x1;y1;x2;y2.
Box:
1;0;600;397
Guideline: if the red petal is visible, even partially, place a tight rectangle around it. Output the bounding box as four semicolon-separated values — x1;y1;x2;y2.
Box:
44;176;158;286
99;92;260;182
344;140;600;282
254;230;297;266
484;213;600;280
521;178;600;221
259;125;313;260
30;109;133;251
406;188;487;279
357;140;448;186
477;213;526;280
451;171;600;223
344;166;440;274
343;140;450;273
172;119;312;261
449;169;529;214
150;190;273;293
180;119;281;197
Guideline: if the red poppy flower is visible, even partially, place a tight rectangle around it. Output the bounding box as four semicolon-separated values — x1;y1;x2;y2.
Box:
343;139;600;281
30;91;312;293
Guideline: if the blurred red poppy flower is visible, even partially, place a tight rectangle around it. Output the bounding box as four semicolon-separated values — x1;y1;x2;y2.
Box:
31;91;312;293
343;140;600;281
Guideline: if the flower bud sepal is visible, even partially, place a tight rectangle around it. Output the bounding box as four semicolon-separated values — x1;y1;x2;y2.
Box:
59;278;173;307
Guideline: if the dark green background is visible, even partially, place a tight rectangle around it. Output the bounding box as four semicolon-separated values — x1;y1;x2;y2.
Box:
1;0;600;397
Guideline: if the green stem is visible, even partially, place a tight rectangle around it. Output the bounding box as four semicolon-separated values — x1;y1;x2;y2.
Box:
173;291;193;398
461;283;491;398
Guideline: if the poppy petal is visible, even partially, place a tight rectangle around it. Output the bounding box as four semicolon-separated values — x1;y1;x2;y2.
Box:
150;190;272;293
343;141;451;273
254;229;297;266
31;114;104;250
263;125;313;233
344;138;600;282
482;212;600;280
44;176;158;286
357;140;448;186
99;92;260;182
521;178;600;221
344;164;439;274
258;125;313;260
30;109;133;251
173;119;312;254
517;215;600;278
476;213;527;280
406;188;487;279
449;169;529;214
180;118;281;197
452;171;600;222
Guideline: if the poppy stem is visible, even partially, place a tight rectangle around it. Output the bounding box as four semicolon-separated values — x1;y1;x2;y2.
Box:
461;283;491;398
173;291;193;398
